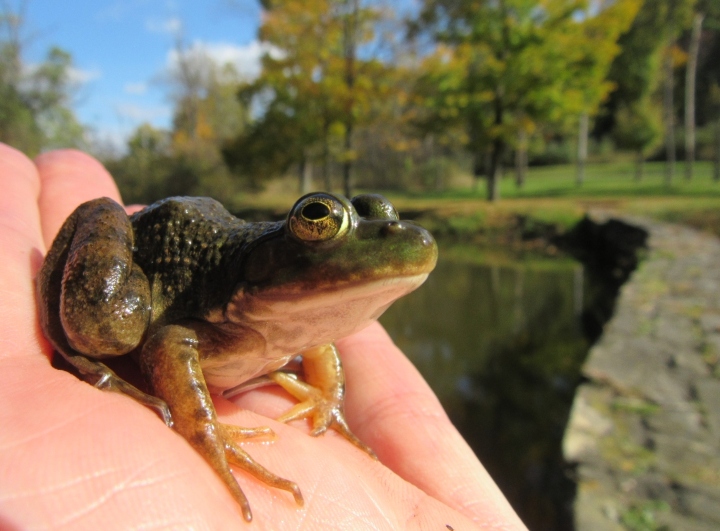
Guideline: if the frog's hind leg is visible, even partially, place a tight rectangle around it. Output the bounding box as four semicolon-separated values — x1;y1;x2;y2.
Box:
37;197;171;425
140;325;303;522
269;343;376;459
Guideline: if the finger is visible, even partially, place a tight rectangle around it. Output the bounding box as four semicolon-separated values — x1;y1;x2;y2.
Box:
0;143;45;362
35;149;122;248
338;322;526;529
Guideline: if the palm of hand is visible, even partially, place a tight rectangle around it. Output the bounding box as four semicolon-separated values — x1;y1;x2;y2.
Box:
0;144;525;530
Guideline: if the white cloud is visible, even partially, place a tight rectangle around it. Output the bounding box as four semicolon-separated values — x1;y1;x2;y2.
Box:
115;103;171;122
167;40;281;81
68;66;101;85
124;82;148;95
146;16;182;35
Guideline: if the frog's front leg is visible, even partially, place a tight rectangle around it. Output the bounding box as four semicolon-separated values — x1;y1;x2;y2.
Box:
269;344;376;458
140;324;303;522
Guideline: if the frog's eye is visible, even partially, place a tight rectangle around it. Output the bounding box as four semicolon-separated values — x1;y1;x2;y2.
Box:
351;194;399;221
288;194;350;242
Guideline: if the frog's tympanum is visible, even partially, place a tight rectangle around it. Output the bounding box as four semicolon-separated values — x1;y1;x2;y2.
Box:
37;192;437;521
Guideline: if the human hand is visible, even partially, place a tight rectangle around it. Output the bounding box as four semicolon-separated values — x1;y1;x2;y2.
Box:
0;144;526;529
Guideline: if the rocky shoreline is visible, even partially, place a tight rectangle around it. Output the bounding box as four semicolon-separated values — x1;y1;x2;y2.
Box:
562;213;720;530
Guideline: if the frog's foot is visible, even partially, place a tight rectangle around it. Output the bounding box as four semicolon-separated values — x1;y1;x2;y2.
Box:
140;324;303;522
268;371;377;459
219;424;303;511
63;353;174;427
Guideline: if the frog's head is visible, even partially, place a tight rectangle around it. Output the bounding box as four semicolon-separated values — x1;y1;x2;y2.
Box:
226;193;437;349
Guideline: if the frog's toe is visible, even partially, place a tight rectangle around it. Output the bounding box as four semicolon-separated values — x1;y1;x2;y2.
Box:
269;372;376;459
220;428;304;508
221;423;276;441
70;355;174;427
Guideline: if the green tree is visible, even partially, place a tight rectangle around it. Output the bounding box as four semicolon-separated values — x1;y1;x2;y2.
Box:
709;83;720;181
0;3;85;154
683;0;720;180
600;0;694;184
612;98;663;180
225;0;390;196
412;0;639;201
162;36;249;201
565;1;641;186
106;123;172;204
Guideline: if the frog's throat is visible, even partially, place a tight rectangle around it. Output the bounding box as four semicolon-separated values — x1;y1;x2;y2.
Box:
226;273;429;322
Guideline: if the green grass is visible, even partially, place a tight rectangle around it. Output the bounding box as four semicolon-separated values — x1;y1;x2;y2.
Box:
234;160;720;237
405;160;720;200
505;161;720;198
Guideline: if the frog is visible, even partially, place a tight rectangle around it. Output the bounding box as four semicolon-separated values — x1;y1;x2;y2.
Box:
36;191;437;522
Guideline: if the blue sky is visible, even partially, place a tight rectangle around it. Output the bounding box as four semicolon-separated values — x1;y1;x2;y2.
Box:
22;0;264;149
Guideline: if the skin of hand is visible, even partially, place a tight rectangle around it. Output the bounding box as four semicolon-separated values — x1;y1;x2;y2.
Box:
0;143;527;530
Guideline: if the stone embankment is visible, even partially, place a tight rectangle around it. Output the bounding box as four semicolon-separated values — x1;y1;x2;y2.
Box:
563;213;720;530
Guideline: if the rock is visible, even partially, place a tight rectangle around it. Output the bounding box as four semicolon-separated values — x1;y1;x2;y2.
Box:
563;386;613;462
695;378;720;440
563;214;720;531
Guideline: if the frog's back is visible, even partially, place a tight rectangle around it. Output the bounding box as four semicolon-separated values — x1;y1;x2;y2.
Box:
130;197;278;317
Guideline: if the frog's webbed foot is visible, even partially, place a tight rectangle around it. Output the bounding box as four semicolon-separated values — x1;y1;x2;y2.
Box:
141;325;303;522
61;353;173;427
269;344;377;459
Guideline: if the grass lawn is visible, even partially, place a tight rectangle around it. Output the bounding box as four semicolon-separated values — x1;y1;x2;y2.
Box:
499;160;720;199
234;160;720;237
392;161;720;236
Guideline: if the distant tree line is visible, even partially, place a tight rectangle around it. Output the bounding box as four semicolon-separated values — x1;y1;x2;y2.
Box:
2;1;720;203
0;1;85;156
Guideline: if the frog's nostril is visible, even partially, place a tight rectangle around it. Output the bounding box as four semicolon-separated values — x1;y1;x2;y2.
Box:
381;221;403;236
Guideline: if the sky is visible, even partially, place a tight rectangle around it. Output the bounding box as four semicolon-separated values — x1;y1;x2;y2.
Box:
21;0;265;149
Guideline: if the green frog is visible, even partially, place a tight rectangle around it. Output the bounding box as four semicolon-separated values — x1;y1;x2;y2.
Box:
36;192;437;522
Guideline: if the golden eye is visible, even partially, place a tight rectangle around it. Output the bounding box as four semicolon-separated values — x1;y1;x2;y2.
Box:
288;194;349;242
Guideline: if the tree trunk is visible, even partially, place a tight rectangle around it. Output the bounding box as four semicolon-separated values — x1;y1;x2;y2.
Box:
428;135;443;192
342;127;352;198
472;151;484;192
685;13;704;181
635;150;644;182
515;128;527;189
715;118;720;182
322;123;332;192
486;92;504;202
299;157;313;195
341;0;358;199
577;112;589;186
487;138;503;202
664;38;676;186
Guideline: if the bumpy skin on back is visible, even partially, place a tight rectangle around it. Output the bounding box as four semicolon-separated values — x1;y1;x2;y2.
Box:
37;192;437;522
129;197;280;323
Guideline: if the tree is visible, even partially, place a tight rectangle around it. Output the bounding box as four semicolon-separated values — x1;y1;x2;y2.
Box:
412;0;639;201
106;123;172;204
565;1;642;186
663;1;695;185
709;83;720;181
683;0;720;180
225;0;389;196
684;12;703;181
612;98;663;180
158;34;250;201
0;2;85;155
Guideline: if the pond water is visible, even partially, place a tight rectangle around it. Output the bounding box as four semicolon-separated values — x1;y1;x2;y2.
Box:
379;243;595;530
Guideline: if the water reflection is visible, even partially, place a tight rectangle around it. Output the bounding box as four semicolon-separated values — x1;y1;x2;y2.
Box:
380;246;588;530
